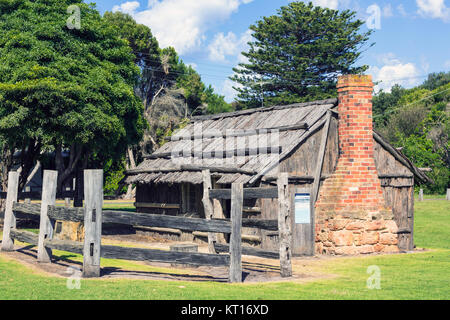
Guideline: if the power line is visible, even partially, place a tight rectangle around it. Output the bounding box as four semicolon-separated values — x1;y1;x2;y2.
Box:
373;86;450;119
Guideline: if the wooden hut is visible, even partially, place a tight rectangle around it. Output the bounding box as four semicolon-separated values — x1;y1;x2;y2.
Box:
126;75;430;255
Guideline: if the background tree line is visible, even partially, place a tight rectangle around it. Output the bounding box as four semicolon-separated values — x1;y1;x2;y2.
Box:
0;0;446;201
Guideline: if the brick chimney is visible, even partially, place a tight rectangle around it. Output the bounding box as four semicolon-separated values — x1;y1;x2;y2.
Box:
314;75;399;255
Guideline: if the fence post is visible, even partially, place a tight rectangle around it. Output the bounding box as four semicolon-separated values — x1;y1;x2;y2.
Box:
83;169;103;278
202;169;217;254
277;172;292;277
37;170;58;262
419;189;424;202
1;171;19;251
229;182;243;283
446;189;450;201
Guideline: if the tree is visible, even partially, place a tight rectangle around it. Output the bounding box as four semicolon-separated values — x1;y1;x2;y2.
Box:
0;0;145;193
231;1;373;109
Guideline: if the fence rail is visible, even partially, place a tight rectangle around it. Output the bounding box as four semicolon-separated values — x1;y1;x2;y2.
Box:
2;169;292;282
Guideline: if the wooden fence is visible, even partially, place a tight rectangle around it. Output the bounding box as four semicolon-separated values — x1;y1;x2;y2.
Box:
1;170;292;282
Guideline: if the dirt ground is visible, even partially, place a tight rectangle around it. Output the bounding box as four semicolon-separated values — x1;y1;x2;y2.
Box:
0;232;338;283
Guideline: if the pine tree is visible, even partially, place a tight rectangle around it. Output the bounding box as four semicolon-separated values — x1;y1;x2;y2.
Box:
231;1;373;108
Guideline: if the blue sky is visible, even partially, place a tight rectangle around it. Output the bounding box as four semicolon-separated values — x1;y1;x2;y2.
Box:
91;0;450;101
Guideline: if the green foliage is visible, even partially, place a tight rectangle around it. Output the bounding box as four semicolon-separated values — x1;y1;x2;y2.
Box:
374;77;450;194
231;1;373;109
0;0;145;178
103;159;127;196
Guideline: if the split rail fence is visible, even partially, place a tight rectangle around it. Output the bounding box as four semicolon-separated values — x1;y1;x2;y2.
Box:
1;169;292;282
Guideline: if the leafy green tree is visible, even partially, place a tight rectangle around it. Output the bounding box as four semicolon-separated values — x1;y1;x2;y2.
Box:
0;0;145;192
231;1;373;109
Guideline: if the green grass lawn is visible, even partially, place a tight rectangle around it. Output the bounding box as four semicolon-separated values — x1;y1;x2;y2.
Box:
0;200;449;300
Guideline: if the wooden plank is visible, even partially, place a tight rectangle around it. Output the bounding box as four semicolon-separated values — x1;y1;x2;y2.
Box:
101;245;229;267
44;238;83;254
12;202;41;216
147;146;282;160
37;170;58;263
202;170;217;254
134;202;180;209
83;170;103;278
46;206;278;232
277;172;293;277
126;165;256;176
10;229;38;245
165;123;308;141
209;187;278;200
214;243;279;259
1;171;19;251
229;183;243;283
47;206;84;222
309;110;331;256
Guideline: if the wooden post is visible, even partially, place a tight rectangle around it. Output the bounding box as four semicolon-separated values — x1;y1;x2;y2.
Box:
1;171;19;251
310;111;331;256
202;170;217;253
446;189;450;201
277;172;292;277
83;169;103;277
37;170;58;262
419;189;424;202
229;183;243;283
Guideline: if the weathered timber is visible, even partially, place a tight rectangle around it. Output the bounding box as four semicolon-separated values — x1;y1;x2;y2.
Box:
37;170;58;263
44;238;83;254
10;229;38;245
170;243;199;267
278;173;293;277
1;172;19;251
134;202;180;209
374;131;431;184
100;245;229;267
47;206;84;222
214;243;279;259
229;183;243;283
209;187;278;200
419;189;424;202
83;170;103;278
12;202;41;220
147;146;282;159
248;115;329;184
47;206;277;233
165;123;308;141
309;110;331;256
126;165;256;176
202;170;217;254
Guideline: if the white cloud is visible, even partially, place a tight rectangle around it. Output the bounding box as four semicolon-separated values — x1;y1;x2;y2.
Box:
221;78;240;102
370;54;421;92
382;4;394;17
112;1;140;15
445;60;450;69
310;0;339;10
397;4;408;17
208;30;252;63
113;0;254;54
416;0;450;22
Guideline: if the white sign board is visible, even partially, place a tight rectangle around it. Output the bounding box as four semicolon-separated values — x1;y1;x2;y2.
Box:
294;193;311;224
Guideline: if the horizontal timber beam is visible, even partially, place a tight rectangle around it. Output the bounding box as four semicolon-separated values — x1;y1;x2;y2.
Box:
209;187;278;200
165;123;308;142
145;146;282;160
46;206;278;232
